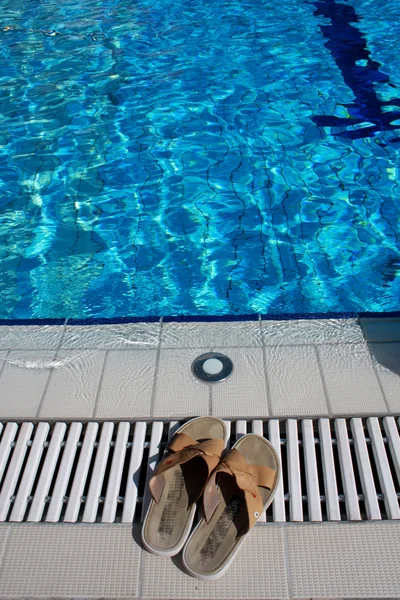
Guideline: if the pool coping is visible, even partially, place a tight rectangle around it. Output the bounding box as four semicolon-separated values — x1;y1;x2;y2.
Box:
1;314;400;421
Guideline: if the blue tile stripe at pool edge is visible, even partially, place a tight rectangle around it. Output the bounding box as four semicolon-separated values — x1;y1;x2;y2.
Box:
0;310;400;326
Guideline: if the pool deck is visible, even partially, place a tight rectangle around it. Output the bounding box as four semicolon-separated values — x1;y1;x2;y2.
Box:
0;316;400;599
0;316;400;420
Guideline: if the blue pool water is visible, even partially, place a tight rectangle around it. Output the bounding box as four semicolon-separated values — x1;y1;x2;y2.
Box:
0;0;400;319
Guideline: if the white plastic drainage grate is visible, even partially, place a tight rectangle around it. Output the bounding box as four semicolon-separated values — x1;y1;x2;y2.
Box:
0;417;399;524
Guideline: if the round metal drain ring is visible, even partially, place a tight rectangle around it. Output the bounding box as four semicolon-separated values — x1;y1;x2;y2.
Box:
191;352;233;383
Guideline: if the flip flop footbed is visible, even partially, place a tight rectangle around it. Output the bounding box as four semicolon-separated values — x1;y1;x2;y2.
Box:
183;434;280;579
142;416;227;556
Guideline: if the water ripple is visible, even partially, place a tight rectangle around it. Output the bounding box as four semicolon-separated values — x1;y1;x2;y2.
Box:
0;0;399;318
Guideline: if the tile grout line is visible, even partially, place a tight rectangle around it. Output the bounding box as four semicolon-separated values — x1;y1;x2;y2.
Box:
60;320;68;342
158;339;367;351
0;350;10;380
198;410;400;420
314;345;333;418
281;524;293;600
0;340;380;353
357;313;365;339
149;320;163;418
0;526;12;582
48;345;160;352
261;321;274;417
29;410;397;421
91;350;110;419
137;546;145;600
365;343;391;415
209;343;218;416
34;359;55;419
35;328;67;419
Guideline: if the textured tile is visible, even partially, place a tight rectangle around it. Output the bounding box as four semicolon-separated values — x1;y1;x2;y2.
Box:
360;317;400;342
153;348;209;417
0;351;53;418
61;322;160;349
0;524;11;563
286;522;400;598
262;318;363;346
96;350;156;418
39;349;106;418
212;347;269;417
161;320;262;348
370;343;400;412
317;343;386;415
0;325;64;350
265;345;328;416
141;526;288;599
0;351;8;374
0;524;140;598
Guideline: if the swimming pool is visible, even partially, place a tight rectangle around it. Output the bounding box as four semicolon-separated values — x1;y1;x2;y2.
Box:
0;0;399;319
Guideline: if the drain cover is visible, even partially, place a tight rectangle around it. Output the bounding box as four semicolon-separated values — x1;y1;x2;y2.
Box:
1;416;400;523
191;352;233;382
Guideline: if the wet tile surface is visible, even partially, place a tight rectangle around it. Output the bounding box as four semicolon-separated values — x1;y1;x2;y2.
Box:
153;348;210;417
162;320;263;348
0;350;53;418
211;347;269;417
39;349;106;418
262;318;364;346
317;343;387;415
96;350;157;418
0;325;64;350
265;345;328;416
61;322;161;349
370;342;400;412
360;317;400;342
0;319;398;420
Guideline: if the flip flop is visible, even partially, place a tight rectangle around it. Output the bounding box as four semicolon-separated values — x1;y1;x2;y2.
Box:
142;416;227;557
182;433;280;580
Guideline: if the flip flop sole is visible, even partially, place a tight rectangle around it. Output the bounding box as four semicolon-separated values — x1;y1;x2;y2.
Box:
141;416;227;557
182;434;281;580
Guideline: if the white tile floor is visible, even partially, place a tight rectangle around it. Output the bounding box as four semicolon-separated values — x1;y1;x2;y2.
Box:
0;524;141;598
212;346;268;417
0;522;399;599
140;526;289;600
61;322;161;350
39;349;106;418
0;317;400;419
1;317;400;599
0;350;54;418
369;342;400;413
161;319;263;348
96;349;157;418
286;521;400;598
153;347;210;417
0;325;64;350
261;317;365;346
264;344;327;416
316;343;388;415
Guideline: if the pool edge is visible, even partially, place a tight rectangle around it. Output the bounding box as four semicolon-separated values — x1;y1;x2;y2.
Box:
0;309;399;326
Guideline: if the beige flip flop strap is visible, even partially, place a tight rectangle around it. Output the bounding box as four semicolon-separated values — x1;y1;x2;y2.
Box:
149;434;225;504
203;448;277;531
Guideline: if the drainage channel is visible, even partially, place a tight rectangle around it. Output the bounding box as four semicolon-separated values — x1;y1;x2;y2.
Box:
0;418;399;524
